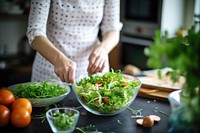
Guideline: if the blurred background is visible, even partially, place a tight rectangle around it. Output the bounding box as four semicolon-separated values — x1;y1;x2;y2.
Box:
0;0;199;87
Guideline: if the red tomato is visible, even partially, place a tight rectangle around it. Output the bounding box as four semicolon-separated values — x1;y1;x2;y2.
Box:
121;82;128;87
11;107;31;128
103;97;109;103
0;89;15;106
0;104;11;127
12;98;32;114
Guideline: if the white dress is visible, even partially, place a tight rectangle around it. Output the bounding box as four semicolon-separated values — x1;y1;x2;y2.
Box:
26;0;122;82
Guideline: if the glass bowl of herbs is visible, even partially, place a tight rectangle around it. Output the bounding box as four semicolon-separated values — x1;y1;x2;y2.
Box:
46;107;80;133
8;79;70;107
72;70;141;116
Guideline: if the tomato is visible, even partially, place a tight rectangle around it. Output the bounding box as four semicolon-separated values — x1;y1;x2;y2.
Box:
121;82;128;87
0;104;11;127
103;97;109;103
12;98;32;114
11;107;31;128
0;89;15;106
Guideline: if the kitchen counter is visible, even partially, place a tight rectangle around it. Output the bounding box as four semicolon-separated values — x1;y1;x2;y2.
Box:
0;86;172;133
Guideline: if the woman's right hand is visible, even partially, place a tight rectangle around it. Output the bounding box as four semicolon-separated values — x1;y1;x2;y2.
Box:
31;36;76;83
54;54;76;83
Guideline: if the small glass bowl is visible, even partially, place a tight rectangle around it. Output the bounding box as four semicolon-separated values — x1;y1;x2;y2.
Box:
46;108;80;133
168;90;181;111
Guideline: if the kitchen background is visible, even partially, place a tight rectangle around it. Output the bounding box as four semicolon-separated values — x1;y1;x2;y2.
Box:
0;0;199;88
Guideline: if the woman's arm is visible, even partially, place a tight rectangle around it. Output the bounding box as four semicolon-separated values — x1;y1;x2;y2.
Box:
27;1;76;83
87;31;120;74
87;0;122;74
31;36;76;83
101;31;120;54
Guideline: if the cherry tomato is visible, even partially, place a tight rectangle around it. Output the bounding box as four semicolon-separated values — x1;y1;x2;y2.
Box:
103;97;109;103
0;104;11;127
12;98;32;114
11;107;31;128
121;82;128;87
0;89;15;106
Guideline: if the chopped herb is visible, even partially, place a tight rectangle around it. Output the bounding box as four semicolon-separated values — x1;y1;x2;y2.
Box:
52;112;77;130
117;120;122;124
76;124;103;133
158;110;169;116
32;106;50;123
11;79;68;99
128;107;143;118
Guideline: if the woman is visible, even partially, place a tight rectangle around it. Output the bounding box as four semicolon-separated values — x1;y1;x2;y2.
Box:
26;0;122;83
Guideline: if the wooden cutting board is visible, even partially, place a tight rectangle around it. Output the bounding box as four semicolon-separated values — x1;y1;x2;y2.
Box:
137;75;184;101
138;87;172;101
123;68;184;101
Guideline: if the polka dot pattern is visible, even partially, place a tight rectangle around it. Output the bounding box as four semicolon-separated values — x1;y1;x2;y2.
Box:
26;0;122;82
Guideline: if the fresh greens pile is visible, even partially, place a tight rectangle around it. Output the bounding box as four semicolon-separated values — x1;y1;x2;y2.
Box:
52;112;77;130
11;79;68;99
74;70;140;113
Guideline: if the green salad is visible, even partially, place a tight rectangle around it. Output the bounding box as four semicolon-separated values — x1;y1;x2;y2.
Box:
11;79;68;99
74;70;140;113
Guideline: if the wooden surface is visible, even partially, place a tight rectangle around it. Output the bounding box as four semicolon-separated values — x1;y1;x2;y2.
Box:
138;87;172;101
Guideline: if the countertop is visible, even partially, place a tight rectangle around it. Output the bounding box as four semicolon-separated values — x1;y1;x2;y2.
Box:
0;86;172;133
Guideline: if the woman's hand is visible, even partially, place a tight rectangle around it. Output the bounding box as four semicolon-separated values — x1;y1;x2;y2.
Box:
87;32;120;75
54;55;76;83
31;36;76;83
87;45;108;75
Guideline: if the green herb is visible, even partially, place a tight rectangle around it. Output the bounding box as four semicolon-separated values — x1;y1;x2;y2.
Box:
76;124;105;133
128;107;143;118
73;70;140;113
32;114;46;123
52;112;77;130
158;110;169;116
117;120;122;124
144;19;200;124
11;79;68;98
32;106;50;123
144;23;200;115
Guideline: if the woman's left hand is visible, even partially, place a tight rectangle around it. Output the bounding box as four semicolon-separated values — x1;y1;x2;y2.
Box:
87;45;108;75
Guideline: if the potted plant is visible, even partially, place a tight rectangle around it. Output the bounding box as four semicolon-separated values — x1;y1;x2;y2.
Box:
144;15;200;133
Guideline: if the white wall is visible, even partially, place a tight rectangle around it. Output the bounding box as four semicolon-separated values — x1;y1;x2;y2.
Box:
161;0;185;37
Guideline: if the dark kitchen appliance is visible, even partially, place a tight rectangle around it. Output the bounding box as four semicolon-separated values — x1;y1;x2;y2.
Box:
120;0;184;70
120;35;153;70
121;0;184;38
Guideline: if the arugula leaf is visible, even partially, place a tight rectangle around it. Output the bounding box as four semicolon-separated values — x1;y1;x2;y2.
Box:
12;79;68;98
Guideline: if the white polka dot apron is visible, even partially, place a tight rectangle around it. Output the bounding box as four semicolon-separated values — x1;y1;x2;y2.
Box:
26;0;122;82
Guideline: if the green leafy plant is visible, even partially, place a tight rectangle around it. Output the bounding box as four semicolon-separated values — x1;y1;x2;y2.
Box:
144;19;200;118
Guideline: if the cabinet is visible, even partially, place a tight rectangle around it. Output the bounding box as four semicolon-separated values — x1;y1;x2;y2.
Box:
109;44;122;70
0;11;34;88
0;65;32;88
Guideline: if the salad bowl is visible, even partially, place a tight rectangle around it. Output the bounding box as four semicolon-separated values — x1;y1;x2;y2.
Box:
8;79;70;107
72;71;141;116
